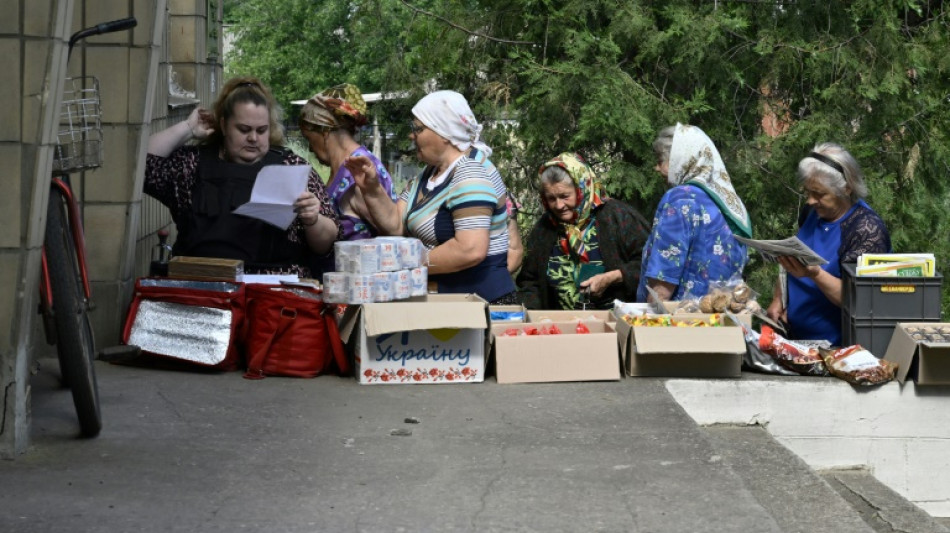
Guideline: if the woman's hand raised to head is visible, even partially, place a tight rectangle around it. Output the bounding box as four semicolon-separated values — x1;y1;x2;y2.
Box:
343;155;380;192
187;107;215;141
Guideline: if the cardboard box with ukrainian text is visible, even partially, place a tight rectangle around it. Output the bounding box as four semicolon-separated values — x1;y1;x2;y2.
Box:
491;320;621;384
339;294;489;384
883;322;950;385
614;313;746;378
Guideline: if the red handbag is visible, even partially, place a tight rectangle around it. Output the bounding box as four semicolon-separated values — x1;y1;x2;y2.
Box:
242;284;349;379
122;278;246;370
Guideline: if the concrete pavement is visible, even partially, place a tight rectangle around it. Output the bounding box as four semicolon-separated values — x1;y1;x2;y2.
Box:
0;355;944;533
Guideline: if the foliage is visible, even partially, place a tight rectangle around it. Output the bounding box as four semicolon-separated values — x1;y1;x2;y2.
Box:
227;0;950;315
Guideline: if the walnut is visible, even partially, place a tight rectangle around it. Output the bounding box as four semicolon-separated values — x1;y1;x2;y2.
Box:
699;294;716;314
711;291;731;313
732;283;752;303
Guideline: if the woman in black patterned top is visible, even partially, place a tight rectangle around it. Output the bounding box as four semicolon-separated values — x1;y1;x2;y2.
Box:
517;152;650;310
145;76;340;277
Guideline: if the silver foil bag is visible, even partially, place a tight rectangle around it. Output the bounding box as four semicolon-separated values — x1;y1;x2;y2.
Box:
127;299;234;366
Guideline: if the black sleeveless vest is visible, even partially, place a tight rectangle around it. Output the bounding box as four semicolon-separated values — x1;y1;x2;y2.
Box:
172;146;307;273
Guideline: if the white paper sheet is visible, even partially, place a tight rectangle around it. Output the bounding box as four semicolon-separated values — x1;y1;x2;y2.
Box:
237;273;300;284
232;165;310;230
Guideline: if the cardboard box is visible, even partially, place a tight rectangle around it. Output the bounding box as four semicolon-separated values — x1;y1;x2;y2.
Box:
525;309;616;323
614;313;746;378
489;304;527;323
883;323;950;385
340;294;489;384
491;320;620;384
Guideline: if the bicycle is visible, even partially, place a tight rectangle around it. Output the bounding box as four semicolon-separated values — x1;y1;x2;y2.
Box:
39;17;137;438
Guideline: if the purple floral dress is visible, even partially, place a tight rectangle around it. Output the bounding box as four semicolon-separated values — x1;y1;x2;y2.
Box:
326;146;396;241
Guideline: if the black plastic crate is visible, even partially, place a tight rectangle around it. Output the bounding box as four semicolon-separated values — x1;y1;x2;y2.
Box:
841;263;942;320
843;315;942;357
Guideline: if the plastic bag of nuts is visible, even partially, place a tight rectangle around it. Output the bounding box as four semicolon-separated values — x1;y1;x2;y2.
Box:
686;279;761;315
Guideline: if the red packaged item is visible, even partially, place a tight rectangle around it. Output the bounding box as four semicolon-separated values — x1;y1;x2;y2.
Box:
575;321;590;334
503;328;521;337
759;325;828;376
819;345;897;386
523;326;541;336
542;324;562;335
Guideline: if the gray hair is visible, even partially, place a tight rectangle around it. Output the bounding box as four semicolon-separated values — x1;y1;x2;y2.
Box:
797;142;867;202
652;126;676;164
538;164;572;194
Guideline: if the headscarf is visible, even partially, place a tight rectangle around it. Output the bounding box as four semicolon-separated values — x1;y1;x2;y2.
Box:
301;83;368;129
411;90;492;157
667;123;753;239
539;152;606;260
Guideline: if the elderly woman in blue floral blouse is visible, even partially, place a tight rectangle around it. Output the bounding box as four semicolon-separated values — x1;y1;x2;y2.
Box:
637;124;751;302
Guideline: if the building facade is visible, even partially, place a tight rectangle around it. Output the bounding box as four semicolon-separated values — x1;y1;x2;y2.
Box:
0;0;221;456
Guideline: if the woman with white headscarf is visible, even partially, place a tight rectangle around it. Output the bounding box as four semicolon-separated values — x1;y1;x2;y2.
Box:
637;123;751;302
344;90;517;304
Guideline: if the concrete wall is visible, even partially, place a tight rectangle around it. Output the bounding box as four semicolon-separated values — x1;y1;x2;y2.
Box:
666;379;950;517
0;0;221;457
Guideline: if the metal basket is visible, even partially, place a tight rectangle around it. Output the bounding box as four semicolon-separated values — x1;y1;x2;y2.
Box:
52;76;102;174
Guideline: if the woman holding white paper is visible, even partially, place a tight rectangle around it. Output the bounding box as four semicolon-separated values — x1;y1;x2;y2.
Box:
766;143;891;345
145;76;340;276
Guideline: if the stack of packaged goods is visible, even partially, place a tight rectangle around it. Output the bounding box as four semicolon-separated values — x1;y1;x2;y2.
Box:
322;237;428;304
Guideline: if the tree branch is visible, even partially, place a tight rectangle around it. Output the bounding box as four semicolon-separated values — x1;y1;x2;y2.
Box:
397;0;536;46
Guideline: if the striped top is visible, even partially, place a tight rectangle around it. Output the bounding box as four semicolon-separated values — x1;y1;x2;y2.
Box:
399;150;514;301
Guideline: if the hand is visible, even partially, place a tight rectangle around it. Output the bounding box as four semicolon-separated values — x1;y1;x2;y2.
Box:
579;271;619;297
766;297;787;324
777;256;821;280
293;191;322;228
343;155;380;191
186;107;215;140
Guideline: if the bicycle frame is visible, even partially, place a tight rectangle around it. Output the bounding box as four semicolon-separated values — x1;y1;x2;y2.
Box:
39;177;92;318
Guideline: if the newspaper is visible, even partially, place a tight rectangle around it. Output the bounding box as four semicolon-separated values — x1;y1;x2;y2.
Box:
735;236;828;267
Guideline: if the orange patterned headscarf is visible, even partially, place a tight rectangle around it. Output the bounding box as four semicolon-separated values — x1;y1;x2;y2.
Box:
301;83;368;129
539;152;606;260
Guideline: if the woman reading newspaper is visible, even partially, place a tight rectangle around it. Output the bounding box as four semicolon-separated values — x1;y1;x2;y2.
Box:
766;144;891;345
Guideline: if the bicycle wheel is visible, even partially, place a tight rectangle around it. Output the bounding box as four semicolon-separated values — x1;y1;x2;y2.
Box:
44;187;101;437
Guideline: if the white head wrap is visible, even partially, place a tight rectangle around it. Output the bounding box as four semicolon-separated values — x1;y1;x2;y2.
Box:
411;90;493;157
667;123;753;238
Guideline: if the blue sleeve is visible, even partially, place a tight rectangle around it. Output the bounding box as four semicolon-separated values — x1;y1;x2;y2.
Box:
642;189;697;285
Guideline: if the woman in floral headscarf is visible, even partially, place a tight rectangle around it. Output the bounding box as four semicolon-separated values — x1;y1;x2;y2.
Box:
299;84;396;247
637;124;751;302
517;152;650;310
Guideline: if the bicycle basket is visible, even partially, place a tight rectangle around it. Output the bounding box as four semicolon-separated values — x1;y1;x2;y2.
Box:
52;76;102;174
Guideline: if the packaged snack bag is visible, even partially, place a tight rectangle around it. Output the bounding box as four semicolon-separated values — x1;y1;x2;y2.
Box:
819;345;898;386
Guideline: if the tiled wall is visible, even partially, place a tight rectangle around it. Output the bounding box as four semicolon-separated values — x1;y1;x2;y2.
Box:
0;0;221;457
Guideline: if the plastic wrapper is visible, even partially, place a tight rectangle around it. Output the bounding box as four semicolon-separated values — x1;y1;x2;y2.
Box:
677;276;761;316
758;325;829;376
613;300;654;317
501;324;563;336
621;313;722;327
819;345;898;386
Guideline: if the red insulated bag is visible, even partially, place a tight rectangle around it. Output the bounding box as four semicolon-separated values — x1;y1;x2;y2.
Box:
242;284;349;379
121;278;247;370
